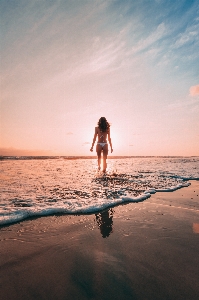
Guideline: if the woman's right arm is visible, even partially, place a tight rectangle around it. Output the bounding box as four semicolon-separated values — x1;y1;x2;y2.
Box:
90;127;97;152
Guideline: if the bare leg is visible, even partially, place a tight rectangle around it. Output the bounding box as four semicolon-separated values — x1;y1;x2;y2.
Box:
102;144;108;172
96;144;102;170
103;158;107;172
98;157;101;170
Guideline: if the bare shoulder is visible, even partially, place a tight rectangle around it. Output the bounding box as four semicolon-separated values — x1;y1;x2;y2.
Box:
95;127;99;133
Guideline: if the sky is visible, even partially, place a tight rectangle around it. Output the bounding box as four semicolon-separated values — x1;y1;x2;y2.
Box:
0;0;199;156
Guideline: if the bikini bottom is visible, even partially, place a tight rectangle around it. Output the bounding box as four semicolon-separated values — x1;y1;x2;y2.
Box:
97;143;107;148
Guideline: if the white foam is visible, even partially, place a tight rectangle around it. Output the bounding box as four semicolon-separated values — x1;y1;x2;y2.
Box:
0;157;199;226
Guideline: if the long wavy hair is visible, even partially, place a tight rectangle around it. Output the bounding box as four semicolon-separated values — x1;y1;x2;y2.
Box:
97;117;110;132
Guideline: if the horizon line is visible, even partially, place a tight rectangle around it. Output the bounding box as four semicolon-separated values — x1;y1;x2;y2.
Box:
1;155;199;160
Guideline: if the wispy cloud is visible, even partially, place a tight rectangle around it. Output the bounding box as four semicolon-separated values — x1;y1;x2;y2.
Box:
0;147;53;156
168;97;199;110
131;23;166;54
173;22;199;49
82;142;90;146
89;39;126;72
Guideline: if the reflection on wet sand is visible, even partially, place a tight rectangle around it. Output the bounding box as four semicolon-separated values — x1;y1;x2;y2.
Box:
95;209;114;238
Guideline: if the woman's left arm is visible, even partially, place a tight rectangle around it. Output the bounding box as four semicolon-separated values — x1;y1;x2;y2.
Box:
90;127;97;152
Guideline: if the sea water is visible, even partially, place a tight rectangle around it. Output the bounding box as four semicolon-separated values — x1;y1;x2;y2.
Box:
0;157;199;226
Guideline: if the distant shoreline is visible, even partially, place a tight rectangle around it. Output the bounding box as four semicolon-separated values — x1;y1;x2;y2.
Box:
1;155;199;160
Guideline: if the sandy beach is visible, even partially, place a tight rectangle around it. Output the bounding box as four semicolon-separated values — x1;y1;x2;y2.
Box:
0;180;199;300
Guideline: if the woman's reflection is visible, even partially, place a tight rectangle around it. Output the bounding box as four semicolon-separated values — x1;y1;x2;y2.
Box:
95;209;114;238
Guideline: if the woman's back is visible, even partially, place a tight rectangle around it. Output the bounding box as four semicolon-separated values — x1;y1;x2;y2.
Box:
96;127;109;143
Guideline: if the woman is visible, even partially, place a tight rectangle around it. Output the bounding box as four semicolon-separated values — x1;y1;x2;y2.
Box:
90;117;113;172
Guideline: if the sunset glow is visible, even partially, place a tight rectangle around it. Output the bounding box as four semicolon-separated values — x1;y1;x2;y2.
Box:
1;0;199;156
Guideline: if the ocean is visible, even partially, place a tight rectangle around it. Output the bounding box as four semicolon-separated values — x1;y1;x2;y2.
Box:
0;156;199;226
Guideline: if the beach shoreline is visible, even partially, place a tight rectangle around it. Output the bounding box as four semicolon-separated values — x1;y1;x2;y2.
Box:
0;181;199;300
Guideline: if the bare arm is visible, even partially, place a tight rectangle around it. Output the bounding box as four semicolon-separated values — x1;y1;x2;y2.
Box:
108;129;113;153
90;127;97;152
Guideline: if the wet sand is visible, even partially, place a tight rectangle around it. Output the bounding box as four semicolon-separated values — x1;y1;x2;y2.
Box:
0;181;199;300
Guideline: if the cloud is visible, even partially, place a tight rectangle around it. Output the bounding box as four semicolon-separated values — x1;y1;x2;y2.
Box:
131;23;166;54
173;23;199;49
66;132;73;135
129;144;134;146
89;38;126;73
168;97;199;110
0;147;53;156
82;142;90;146
189;85;199;96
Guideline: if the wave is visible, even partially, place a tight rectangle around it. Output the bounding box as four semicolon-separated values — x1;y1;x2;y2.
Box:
0;178;193;227
0;157;198;226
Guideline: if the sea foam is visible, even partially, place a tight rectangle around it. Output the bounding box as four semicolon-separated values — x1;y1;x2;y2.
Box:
0;157;198;226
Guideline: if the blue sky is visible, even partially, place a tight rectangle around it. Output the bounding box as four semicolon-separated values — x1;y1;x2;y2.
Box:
0;0;199;156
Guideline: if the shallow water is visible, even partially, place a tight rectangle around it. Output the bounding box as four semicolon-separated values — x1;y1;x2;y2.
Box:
0;157;199;225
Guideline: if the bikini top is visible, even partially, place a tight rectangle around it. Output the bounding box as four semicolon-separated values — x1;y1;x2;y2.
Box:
98;128;109;142
99;132;107;142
